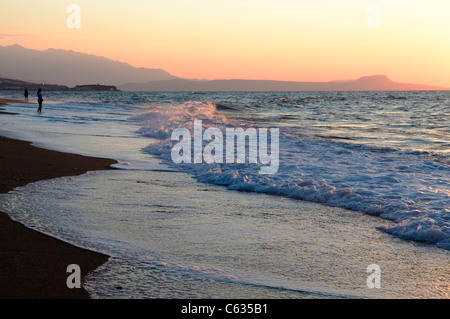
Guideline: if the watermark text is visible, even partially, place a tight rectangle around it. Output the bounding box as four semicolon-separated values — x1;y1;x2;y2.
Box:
171;120;279;174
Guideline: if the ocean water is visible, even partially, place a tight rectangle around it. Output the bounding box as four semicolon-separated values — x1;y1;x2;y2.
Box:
0;90;448;298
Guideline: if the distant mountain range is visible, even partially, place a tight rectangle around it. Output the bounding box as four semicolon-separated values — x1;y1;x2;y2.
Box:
0;45;448;91
119;75;449;91
0;44;176;87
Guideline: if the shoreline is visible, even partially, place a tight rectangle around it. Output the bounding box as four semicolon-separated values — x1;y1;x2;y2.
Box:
0;98;116;298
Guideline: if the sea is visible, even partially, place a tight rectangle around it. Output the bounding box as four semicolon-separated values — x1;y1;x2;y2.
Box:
0;90;448;299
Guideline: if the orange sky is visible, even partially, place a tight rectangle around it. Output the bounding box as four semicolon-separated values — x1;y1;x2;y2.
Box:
1;0;449;87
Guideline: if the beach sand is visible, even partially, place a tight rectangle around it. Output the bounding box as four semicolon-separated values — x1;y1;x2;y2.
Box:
0;98;116;298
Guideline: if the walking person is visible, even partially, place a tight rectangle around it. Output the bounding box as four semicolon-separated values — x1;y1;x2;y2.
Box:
37;88;43;113
24;88;29;101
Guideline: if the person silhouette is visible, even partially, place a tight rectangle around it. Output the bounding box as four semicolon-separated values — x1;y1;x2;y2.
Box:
24;88;29;101
37;88;43;112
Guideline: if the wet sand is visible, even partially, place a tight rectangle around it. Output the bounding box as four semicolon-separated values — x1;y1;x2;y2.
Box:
0;98;116;298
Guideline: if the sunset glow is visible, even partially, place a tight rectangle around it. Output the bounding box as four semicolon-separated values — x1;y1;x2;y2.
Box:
1;0;449;86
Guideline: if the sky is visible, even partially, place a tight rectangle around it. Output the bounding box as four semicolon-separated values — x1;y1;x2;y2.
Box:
1;0;449;87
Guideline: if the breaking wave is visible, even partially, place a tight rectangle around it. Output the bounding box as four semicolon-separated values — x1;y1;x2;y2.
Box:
133;101;450;250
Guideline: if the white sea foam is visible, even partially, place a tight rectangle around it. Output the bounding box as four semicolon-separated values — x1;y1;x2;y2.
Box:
134;101;450;249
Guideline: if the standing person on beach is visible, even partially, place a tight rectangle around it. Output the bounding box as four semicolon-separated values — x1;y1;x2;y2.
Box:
37;88;43;113
24;88;28;101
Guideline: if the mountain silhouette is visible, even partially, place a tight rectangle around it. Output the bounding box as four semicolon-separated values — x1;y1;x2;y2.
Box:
1;45;448;91
0;44;177;87
120;75;449;91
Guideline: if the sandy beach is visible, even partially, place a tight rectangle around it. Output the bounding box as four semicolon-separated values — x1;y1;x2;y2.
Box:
0;98;115;298
0;93;448;300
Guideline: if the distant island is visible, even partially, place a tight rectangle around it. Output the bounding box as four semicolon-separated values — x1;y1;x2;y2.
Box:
0;78;119;91
71;84;119;91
